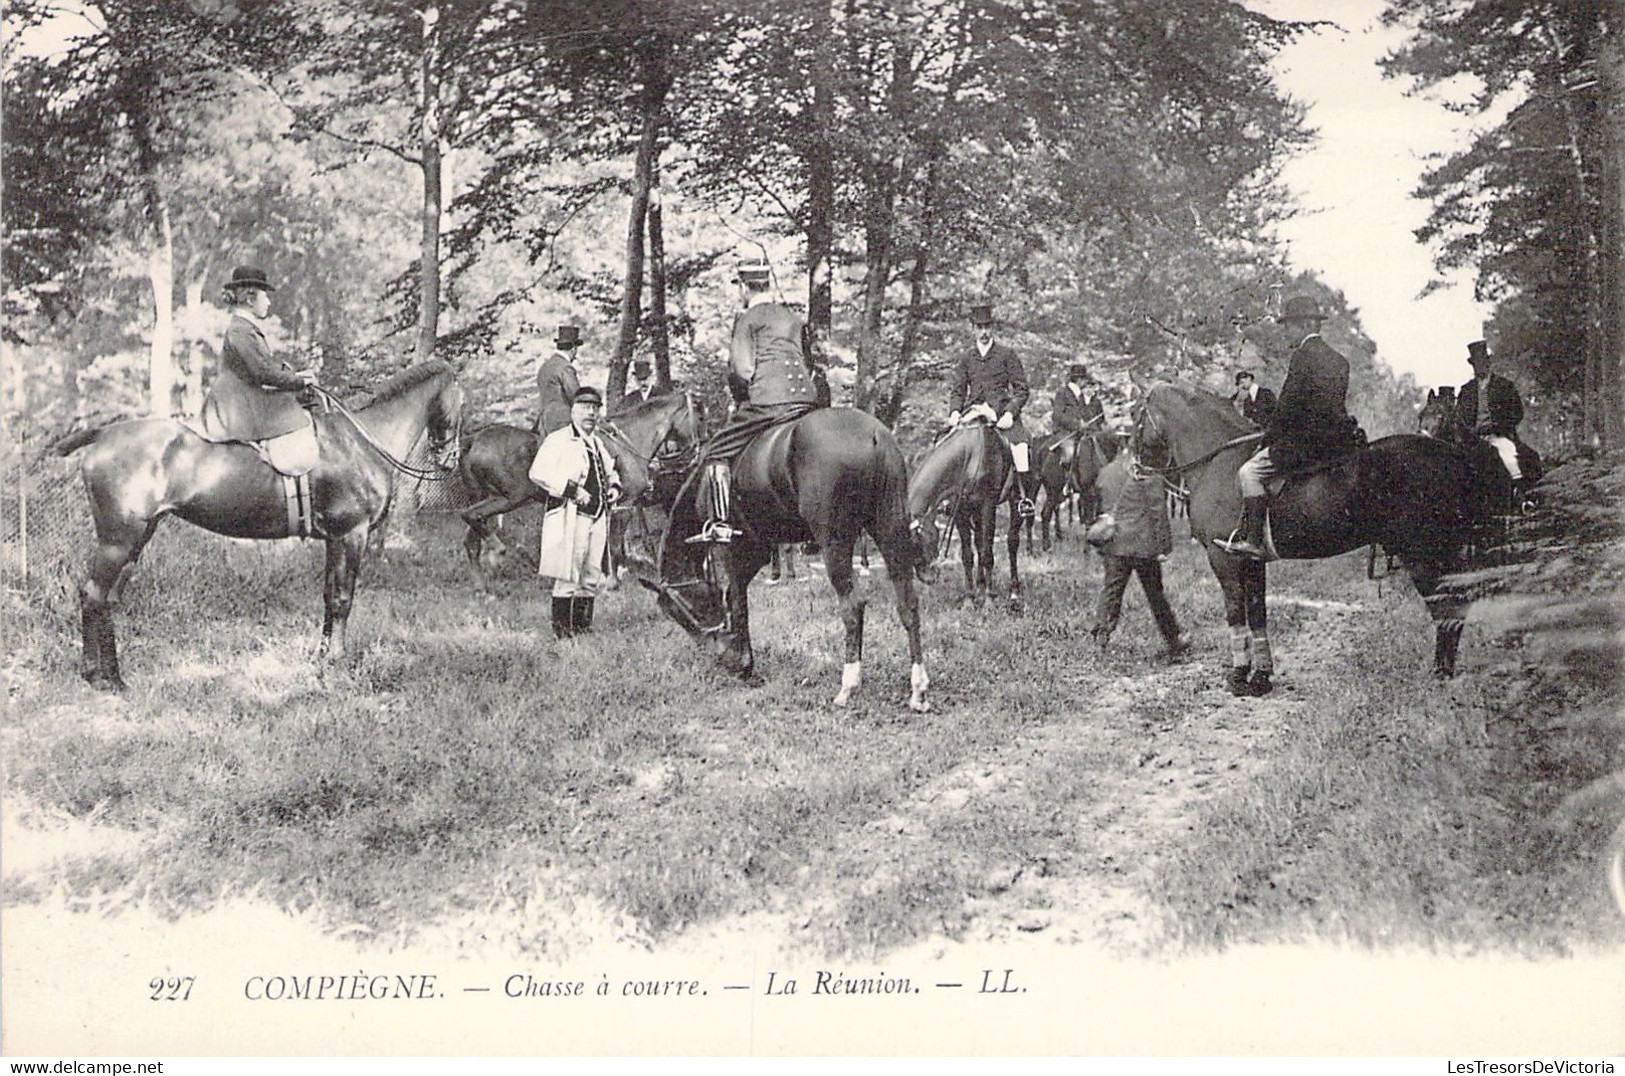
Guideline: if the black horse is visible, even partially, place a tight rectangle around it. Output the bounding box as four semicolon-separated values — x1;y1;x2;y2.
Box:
53;361;463;689
640;408;930;711
907;419;1024;609
1133;382;1510;694
457;391;700;570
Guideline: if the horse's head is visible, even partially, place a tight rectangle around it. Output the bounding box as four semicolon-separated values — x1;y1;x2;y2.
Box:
1418;387;1456;439
1130;393;1172;471
428;376;464;460
909;514;941;583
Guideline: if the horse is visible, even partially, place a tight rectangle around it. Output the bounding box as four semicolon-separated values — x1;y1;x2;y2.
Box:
1417;386;1544;503
638;407;929;712
907;419;1023;609
457;391;700;571
52;361;464;690
1131;382;1510;695
1031;425;1123;550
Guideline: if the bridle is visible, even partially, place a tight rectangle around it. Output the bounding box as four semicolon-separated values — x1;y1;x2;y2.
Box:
310;382;461;482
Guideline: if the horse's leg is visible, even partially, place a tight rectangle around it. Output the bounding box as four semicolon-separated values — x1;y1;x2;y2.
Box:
1243;556;1272;695
1406;555;1467;678
320;528;367;661
1205;545;1253;696
78;514;160;691
461;492;532;570
1006;497;1023;612
822;532;871;708
874;529;929;712
957;512;977;602
722;542;770;679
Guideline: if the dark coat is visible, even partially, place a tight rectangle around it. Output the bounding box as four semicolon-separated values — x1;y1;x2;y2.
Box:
952;342;1031;445
1454;373;1523;441
201;315;309;440
1052;383;1104;434
1094;455;1172;560
730;301;817;407
1241;385;1277;428
1263;333;1350;468
535;352;581;437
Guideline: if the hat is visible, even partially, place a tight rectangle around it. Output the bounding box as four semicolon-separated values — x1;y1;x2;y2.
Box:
1467;340;1488;361
1068;363;1090;383
573;385;604;405
969;303;995;326
1234;370;1254;385
736;259;772;284
1280;295;1323;323
224;265;275;293
555;325;582;348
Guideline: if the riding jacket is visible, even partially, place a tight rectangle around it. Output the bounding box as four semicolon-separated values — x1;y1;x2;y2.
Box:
1453;372;1523;442
952;342;1031;445
1238;384;1278;429
1262;332;1350;469
535;352;581;437
729;300;818;407
1052;382;1103;435
201;314;310;441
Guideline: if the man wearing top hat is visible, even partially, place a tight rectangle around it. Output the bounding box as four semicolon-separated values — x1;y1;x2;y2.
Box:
535;325;584;438
1052;362;1105;437
530;385;622;638
688;258;819;544
1451;339;1526;486
950;303;1037;517
201;266;317;443
1232;369;1277;429
618;357;658;412
1217;295;1352;559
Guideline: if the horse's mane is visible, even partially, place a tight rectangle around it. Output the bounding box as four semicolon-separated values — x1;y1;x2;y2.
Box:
1146;381;1255;437
365;359;454;403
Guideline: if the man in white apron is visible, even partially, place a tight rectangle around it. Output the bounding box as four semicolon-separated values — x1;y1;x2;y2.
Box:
529;386;622;638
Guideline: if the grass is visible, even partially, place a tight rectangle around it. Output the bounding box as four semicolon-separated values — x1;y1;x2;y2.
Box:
3;505;1620;959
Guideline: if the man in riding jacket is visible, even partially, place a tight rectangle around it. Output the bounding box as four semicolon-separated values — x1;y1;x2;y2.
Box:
688;259;818;544
535;325;583;437
1217;295;1351;559
1232;369;1278;429
618;357;657;412
201;266;317;442
1452;339;1526;487
1052;362;1105;436
531;385;622;638
951;303;1037;518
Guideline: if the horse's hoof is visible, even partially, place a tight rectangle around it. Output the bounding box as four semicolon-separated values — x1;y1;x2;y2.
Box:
1248;672;1273;696
1227;668;1252;697
88;674;125;694
1432;666;1457;680
832;690;852;708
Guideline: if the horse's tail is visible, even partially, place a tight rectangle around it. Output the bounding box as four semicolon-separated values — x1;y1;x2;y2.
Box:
51;427;104;456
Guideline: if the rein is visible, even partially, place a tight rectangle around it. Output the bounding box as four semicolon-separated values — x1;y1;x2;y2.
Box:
313;385;459;482
1134;428;1261;478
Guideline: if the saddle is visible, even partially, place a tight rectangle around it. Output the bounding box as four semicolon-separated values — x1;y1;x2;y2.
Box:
1249;448;1366;561
185;416;320;538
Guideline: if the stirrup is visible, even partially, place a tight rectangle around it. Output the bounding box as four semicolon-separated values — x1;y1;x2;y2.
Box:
1017;497;1036;519
685;521;737;545
1215;529;1266;559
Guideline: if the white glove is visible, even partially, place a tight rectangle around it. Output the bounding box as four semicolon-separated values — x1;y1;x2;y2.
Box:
948;411;962;426
996;412;1014;431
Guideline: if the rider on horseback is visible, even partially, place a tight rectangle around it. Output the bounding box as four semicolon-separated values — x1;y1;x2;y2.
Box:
689;258;819;544
950;303;1037;518
201;266;318;446
1452;339;1527;495
1217;295;1354;560
1052;362;1104;436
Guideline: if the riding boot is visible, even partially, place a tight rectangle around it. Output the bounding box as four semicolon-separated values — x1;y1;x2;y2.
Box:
573;597;594;634
1215;496;1268;559
687;462;737;544
551;597;573;639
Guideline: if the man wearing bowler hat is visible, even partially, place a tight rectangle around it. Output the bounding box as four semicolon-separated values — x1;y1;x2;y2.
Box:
1232;369;1277;429
530;385;622;638
535;325;584;438
201;266;317;443
1451;339;1526;488
618;357;657;412
950;303;1037;517
1052;362;1104;437
1217;294;1352;560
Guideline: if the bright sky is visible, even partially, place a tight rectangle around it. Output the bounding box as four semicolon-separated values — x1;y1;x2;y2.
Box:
1250;0;1498;388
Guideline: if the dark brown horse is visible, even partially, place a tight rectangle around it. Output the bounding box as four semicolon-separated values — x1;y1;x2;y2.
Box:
907;420;1023;609
457;391;700;569
53;361;464;689
640;407;929;711
1133;382;1509;695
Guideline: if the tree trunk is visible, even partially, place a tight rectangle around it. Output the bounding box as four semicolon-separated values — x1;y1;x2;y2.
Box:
147;200;175;416
648;175;672;392
415;2;443;365
610;38;670;403
878;161;941;427
182;271;208;416
805;0;835;341
1600;32;1625;447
